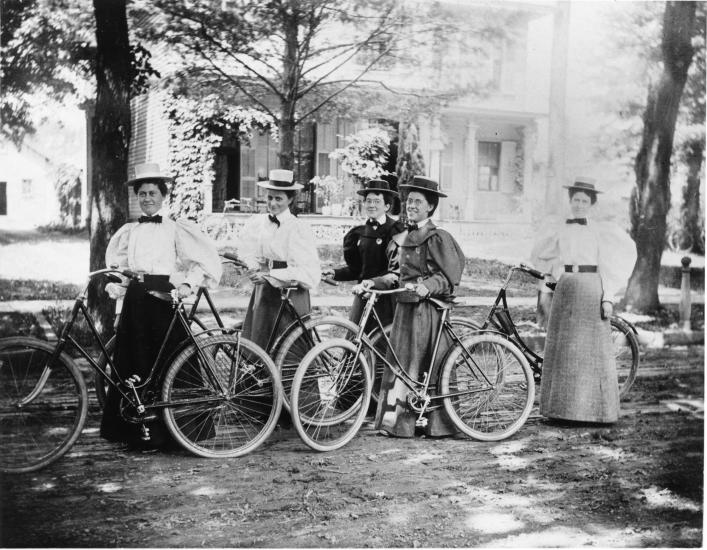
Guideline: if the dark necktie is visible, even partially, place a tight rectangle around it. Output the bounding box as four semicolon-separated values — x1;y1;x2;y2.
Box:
138;215;162;224
268;214;280;227
566;218;587;225
407;222;419;232
366;219;379;230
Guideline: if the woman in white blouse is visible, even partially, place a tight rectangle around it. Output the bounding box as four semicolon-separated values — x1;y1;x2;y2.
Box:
531;177;637;424
101;163;223;447
239;169;320;350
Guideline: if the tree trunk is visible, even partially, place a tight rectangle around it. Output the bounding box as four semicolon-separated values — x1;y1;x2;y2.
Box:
278;11;298;172
681;138;704;254
88;0;132;336
625;1;695;312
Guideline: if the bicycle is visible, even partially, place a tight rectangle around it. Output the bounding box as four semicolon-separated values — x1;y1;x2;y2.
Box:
290;287;536;451
479;264;640;398
0;268;283;474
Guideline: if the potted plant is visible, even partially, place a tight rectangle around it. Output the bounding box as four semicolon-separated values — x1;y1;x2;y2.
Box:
310;175;343;215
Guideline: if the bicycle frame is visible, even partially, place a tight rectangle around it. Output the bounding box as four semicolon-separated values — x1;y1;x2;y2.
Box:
349;290;498;416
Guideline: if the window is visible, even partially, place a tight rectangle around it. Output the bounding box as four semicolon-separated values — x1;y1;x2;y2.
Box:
477;142;500;191
21;178;32;196
0;182;6;215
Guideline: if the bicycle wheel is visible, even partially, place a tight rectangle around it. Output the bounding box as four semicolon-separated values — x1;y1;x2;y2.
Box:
94;335;116;409
291;338;371;452
366;318;480;407
273;316;359;411
440;333;534;441
610;317;640;398
162;334;282;458
0;337;88;473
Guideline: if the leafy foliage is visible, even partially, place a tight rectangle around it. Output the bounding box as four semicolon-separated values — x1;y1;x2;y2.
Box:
164;94;276;220
328;127;391;186
53;164;83;229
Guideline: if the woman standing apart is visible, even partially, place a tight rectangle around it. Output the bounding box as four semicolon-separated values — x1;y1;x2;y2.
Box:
323;179;404;331
239;169;320;350
101;163;223;446
357;176;466;437
531;177;637;424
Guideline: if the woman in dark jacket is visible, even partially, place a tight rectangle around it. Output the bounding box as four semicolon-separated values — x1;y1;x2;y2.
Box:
358;176;466;437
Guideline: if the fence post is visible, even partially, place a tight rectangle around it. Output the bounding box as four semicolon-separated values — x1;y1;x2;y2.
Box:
680;256;692;331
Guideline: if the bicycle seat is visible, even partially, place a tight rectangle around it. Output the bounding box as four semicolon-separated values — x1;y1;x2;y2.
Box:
429;296;457;309
147;290;174;302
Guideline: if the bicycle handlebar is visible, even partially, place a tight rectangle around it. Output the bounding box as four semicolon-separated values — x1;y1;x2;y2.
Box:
221;252;249;269
517;263;545;280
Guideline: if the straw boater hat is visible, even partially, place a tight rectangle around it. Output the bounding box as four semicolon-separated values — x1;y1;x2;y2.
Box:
563;176;602;195
256;169;303;190
398;175;447;198
126;163;173;186
356;179;397;197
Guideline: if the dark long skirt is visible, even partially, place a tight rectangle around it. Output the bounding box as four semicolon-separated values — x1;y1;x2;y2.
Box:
374;301;458;437
540;272;619;423
100;276;188;446
242;280;311;351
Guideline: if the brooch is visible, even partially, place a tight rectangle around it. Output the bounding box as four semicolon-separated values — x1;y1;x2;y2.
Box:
376;238;383;245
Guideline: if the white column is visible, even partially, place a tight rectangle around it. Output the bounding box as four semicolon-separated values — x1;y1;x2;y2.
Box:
522;123;537;221
429;116;443;182
203;182;213;215
464;122;479;219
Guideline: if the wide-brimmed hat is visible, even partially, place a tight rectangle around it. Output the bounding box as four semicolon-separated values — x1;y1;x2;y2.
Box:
356;179;397;197
256;169;303;190
563;176;602;195
398;175;447;198
126;163;173;186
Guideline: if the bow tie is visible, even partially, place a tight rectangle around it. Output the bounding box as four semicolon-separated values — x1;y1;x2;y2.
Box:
366;219;379;229
566;218;587;225
268;214;280;227
138;215;162;224
407;222;419;232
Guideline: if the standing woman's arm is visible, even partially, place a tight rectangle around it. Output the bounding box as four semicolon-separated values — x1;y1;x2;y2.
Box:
269;220;321;289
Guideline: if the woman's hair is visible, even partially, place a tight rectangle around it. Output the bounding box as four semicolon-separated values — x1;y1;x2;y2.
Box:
363;190;393;207
413;190;440;217
133;179;169;196
569;189;597;205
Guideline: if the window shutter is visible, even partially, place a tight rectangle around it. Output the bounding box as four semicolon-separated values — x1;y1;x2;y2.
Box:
499;141;517;194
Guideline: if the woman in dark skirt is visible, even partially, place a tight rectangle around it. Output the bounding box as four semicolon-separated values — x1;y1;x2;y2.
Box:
101;163;223;447
531;177;637;424
239;169;320;350
357;176;466;438
324;179;404;332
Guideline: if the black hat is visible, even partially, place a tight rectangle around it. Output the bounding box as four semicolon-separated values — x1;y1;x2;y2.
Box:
563;176;602;195
398;175;447;198
356;179;397;197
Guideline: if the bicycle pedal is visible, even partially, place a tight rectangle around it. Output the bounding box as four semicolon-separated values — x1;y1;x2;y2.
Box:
140;425;151;441
415;418;428;428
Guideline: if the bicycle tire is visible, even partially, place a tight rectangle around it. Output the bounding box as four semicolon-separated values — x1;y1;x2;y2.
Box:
611;317;640;397
291;338;371;452
366;318;481;407
273;316;359;411
440;333;534;441
162;334;282;458
94;335;116;409
0;336;88;473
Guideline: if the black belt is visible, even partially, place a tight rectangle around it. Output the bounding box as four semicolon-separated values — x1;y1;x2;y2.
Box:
564;265;597;273
269;260;288;269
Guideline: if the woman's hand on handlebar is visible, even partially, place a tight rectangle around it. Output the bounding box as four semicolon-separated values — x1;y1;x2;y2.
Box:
249;271;266;284
177;283;193;299
352;279;374;294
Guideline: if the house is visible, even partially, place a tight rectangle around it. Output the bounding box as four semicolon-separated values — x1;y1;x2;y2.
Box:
96;1;566;258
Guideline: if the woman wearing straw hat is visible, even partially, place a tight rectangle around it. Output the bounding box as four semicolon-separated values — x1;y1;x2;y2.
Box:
323;179;404;331
101;162;223;447
355;176;466;437
239;169;320;350
531;176;637;424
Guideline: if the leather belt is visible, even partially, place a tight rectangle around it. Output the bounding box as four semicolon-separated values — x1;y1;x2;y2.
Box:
133;273;170;283
268;260;288;269
564;265;597;273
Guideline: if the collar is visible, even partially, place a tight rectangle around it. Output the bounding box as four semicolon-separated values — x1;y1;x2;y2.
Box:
414;218;431;229
138;208;167;221
270;208;294;223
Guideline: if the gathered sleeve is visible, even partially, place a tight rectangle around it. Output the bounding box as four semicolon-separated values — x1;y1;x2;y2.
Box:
370;235;401;290
174;219;223;289
238;214;264;271
269;220;321;289
333;227;362;281
105;223;134;270
423;231;466;296
596;221;637;301
530;218;564;290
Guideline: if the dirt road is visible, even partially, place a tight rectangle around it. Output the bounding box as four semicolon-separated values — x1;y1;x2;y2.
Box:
1;347;703;548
